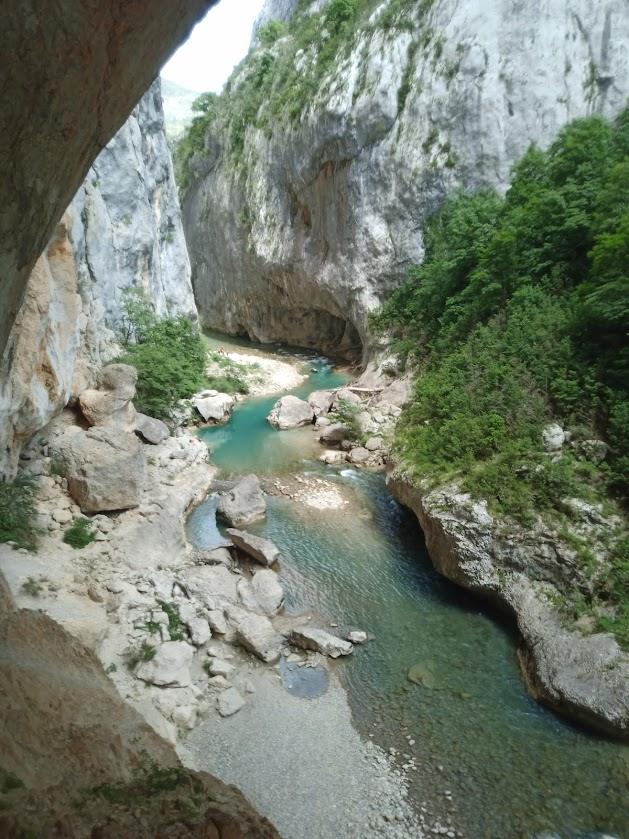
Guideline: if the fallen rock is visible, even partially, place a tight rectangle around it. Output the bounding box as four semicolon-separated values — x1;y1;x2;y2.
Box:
52;427;145;512
193;547;232;566
52;508;73;524
216;474;266;526
348;446;370;465
136;412;169;445
347;630;368;644
542;423;565;451
365;436;384;452
315;416;331;428
332;388;362;409
187;616;212;647
318;423;348;446
135;641;193;687
267;395;314;430
237;570;284;615
307;390;335;417
217;687;245;717
319;450;347;465
208;658;235;678
179;565;239;609
289;626;353;658
78;363;138;431
227;528;280;567
207;609;228;634
194;392;235;424
232;611;283;663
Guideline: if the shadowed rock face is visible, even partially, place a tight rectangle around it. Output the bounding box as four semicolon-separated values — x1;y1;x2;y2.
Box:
0;0;217;359
0;574;279;837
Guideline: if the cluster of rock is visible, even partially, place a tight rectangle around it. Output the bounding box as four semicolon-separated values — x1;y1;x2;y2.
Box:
266;385;402;469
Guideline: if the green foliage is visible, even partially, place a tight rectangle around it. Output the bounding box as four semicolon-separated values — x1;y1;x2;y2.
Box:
157;600;185;641
376;110;629;643
62;518;95;549
206;350;250;395
0;771;24;795
0;474;39;551
172;91;220;189
175;0;437;187
256;19;286;47
596;536;629;649
21;576;43;597
330;398;364;444
117;289;209;419
91;754;187;805
124;640;156;670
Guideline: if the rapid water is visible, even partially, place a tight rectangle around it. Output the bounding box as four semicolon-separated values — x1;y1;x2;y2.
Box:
189;339;629;839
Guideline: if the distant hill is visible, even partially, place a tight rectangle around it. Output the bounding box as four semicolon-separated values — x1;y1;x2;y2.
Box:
160;78;200;142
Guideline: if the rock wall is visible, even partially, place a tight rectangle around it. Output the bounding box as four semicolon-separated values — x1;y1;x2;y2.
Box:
0;79;195;479
387;472;629;740
0;0;215;359
183;0;629;359
0;573;279;837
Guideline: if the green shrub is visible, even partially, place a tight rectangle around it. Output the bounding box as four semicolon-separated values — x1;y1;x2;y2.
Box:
117;289;209;419
63;518;95;549
156;600;185;641
124;641;156;670
21;576;43;597
330;397;364;444
256;19;286;47
0;474;39;550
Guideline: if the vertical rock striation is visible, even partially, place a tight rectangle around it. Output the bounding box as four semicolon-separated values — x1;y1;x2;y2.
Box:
182;0;629;358
0;79;195;479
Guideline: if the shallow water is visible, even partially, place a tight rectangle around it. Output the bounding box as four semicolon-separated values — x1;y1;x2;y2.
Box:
190;339;629;839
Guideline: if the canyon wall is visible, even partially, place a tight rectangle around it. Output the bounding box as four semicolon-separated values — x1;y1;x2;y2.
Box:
182;0;629;358
0;79;195;479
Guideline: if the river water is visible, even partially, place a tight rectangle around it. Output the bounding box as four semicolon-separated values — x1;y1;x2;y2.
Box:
188;340;628;839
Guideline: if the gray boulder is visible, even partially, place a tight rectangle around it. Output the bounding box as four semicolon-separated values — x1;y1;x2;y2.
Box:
289;626;354;658
78;363;138;432
216;474;266;526
318;423;349;446
52;427;145;512
230;610;283;663
348;447;370;465
217;687;245;717
307;390;335;417
267;395;314;430
238;569;284;615
542;423;565;451
578;439;608;464
135;640;193;687
194;392;235;424
136;412;169;445
365;436;384;452
226;528;280;567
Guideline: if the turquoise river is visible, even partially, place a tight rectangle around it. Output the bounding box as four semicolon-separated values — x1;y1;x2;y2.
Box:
187;336;628;839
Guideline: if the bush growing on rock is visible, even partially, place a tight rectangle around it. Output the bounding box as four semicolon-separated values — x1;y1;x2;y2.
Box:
375;109;629;645
117;289;209;420
0;474;39;550
62;518;95;549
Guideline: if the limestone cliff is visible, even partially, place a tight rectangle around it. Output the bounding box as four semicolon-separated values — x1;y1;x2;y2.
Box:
182;0;629;358
0;79;195;479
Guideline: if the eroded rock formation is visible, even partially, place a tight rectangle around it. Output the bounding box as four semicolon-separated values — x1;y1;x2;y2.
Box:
0;0;215;359
182;0;629;358
0;79;195;479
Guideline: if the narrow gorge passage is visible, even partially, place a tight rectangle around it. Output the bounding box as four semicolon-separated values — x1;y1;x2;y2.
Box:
185;336;629;839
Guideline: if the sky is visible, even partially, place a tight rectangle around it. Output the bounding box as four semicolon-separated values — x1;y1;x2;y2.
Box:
161;0;265;93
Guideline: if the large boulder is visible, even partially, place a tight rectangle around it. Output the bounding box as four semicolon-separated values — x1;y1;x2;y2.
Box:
52;427;145;512
348;447;371;465
135;412;169;445
542;423;565;451
226;528;280;567
217;687;245;717
231;610;283;664
307;389;335;417
267;395;314;430
194;391;235;424
289;627;354;658
216;474;266;526
318;423;349;446
237;569;284;615
78;363;138;431
135;640;194;687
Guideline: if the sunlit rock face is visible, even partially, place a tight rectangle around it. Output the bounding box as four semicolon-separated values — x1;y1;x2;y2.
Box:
183;0;629;360
0;80;195;479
